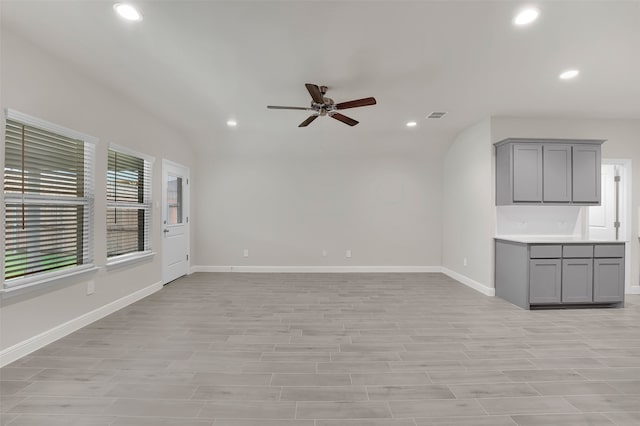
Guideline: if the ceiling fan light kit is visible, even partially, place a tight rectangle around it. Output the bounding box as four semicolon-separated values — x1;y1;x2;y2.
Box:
267;83;377;127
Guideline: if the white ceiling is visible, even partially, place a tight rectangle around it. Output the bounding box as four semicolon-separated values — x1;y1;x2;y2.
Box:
2;1;640;151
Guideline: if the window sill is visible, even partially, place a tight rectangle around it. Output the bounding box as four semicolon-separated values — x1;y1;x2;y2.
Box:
106;251;155;270
1;265;100;298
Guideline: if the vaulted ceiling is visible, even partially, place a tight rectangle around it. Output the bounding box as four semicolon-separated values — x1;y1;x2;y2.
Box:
2;1;639;151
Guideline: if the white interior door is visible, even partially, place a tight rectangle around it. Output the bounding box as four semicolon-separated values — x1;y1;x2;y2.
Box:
588;164;617;240
162;159;190;284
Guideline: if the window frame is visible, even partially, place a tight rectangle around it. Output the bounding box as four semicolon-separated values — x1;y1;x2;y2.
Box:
2;109;98;292
106;143;154;267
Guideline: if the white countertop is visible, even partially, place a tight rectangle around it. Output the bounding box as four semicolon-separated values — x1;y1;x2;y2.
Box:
495;236;627;244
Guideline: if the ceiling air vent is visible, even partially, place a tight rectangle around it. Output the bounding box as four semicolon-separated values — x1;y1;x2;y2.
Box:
426;111;447;119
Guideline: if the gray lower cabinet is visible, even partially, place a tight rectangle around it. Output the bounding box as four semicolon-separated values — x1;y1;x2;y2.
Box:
495;239;624;309
562;258;593;303
529;259;561;304
594;258;624;302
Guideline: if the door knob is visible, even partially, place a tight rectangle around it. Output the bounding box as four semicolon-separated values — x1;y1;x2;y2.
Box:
163;229;169;234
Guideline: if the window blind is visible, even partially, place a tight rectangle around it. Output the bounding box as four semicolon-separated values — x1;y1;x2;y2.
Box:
3;117;95;285
107;148;151;258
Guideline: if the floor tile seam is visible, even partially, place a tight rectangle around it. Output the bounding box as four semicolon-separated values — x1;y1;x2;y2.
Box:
601;411;640;426
2;414;19;426
490;403;604;418
15;380;120;397
187;384;200;400
3;413;118;426
8;393;125;403
452;388;633;400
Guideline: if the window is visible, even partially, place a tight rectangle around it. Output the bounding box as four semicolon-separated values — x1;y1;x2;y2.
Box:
3;110;96;288
107;145;152;260
166;174;183;225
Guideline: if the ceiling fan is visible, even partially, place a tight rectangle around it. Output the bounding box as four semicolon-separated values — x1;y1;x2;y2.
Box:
267;83;377;127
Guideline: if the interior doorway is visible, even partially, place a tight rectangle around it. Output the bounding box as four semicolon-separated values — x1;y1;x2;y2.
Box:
588;159;632;293
161;159;190;284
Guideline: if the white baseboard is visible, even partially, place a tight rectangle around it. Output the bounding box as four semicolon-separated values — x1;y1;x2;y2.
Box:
190;265;493;297
190;265;441;273
627;286;640;295
0;281;163;368
440;267;495;297
190;265;232;273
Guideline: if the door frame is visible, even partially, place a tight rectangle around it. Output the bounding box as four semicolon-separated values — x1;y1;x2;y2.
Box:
588;158;633;294
161;159;191;284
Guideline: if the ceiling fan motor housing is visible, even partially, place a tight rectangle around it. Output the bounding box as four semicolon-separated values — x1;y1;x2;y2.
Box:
267;83;376;127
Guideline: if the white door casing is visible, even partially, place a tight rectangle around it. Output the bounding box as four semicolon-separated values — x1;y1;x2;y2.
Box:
162;159;190;284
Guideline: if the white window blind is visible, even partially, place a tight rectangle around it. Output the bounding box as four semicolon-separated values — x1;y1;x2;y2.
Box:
107;146;152;259
3;112;95;287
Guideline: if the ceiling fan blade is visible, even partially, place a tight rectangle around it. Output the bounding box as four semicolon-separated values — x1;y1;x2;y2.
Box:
330;113;359;126
305;83;325;104
298;115;319;127
267;105;313;110
336;97;377;110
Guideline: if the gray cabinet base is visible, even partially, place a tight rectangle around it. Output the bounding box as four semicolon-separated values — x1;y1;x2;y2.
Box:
495;241;530;309
495;239;624;310
531;302;624;310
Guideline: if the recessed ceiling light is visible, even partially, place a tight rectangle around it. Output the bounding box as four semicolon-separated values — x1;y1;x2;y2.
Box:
406;121;417;127
559;69;580;80
227;120;237;127
113;3;143;21
513;8;539;26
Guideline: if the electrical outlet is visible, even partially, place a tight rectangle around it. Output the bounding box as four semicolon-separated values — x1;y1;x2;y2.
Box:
463;257;468;267
346;250;352;258
243;249;249;257
322;250;327;257
87;280;95;295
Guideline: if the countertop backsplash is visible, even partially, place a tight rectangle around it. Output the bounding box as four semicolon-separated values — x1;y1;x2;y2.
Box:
496;205;585;238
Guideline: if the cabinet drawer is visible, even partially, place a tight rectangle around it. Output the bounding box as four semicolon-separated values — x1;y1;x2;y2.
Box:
563;245;593;258
594;244;625;258
530;245;562;258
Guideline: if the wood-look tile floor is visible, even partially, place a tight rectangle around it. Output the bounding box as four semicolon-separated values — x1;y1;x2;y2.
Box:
1;272;640;426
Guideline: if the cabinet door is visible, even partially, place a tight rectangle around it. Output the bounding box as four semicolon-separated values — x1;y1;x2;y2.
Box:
562;259;593;303
572;145;601;203
513;144;543;202
530;259;561;304
593;258;624;303
543;144;572;202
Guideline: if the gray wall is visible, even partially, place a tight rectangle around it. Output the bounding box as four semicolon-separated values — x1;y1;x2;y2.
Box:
0;29;196;350
441;118;495;288
193;130;443;267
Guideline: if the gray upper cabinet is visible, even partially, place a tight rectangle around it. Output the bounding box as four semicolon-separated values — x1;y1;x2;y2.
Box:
513;144;543;202
572;145;601;203
543;144;572;202
495;138;604;206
